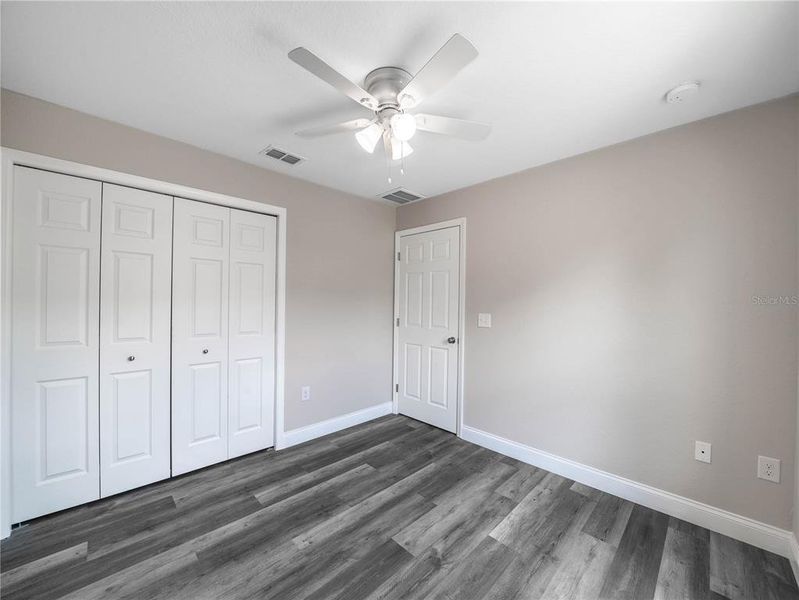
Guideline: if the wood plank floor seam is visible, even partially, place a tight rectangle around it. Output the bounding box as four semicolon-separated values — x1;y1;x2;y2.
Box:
1;414;795;600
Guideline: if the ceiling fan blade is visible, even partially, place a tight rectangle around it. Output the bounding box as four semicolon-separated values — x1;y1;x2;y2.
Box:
288;47;378;110
398;34;478;109
296;118;374;138
415;113;491;141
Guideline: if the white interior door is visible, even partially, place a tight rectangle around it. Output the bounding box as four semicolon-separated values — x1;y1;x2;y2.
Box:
397;226;460;432
227;209;277;458
172;198;230;475
99;184;173;496
11;166;101;522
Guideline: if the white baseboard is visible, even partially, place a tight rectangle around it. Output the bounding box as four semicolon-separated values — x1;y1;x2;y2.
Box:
461;424;795;559
790;533;799;586
282;402;393;449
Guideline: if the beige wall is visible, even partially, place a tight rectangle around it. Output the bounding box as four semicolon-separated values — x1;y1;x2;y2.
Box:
1;89;396;432
398;95;799;529
4;87;797;530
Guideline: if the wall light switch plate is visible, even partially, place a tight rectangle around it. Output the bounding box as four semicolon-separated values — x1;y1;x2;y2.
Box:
301;386;311;401
695;441;711;463
758;456;780;483
477;313;492;328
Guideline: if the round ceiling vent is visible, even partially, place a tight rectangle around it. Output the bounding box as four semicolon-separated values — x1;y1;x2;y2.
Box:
666;82;700;104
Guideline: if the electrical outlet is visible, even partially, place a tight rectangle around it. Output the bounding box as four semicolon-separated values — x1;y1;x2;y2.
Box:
477;313;492;328
301;386;311;401
694;441;711;463
758;456;781;483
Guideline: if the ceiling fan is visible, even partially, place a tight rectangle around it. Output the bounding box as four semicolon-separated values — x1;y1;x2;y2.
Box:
288;34;491;165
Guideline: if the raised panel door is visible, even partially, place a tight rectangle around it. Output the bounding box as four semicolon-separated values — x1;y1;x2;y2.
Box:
397;226;460;432
11;167;102;521
228;209;276;458
100;184;172;496
172;199;230;475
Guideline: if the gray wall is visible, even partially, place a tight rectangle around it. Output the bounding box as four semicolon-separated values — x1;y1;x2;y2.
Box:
1;89;396;432
397;96;799;529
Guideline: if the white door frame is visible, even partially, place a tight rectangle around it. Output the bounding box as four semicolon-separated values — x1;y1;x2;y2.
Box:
392;218;466;436
0;147;288;538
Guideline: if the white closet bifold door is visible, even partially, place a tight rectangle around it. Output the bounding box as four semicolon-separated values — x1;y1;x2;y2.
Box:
11;167;102;522
171;199;230;475
228;209;277;458
99;184;173;496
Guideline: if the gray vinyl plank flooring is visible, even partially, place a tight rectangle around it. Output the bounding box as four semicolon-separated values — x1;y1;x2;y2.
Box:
1;414;796;600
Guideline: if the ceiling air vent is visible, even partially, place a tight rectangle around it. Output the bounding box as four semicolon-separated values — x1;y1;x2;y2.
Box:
380;188;424;205
258;146;305;166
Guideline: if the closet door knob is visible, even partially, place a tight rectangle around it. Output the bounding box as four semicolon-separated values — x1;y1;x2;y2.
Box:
127;355;135;361
202;348;209;354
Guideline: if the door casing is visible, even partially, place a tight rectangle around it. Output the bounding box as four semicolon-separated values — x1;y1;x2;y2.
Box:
392;218;466;436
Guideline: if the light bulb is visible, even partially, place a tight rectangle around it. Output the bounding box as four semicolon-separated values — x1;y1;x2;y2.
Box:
355;122;382;153
390;138;413;161
390;112;417;142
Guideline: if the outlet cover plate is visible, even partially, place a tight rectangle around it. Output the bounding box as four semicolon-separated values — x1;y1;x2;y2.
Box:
301;386;311;401
695;441;711;463
758;456;781;483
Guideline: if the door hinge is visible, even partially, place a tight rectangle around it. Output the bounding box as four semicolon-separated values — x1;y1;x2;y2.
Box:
396;317;400;326
397;251;400;261
396;383;399;393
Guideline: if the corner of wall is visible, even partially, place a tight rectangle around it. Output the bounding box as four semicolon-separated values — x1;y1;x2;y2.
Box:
793;94;799;546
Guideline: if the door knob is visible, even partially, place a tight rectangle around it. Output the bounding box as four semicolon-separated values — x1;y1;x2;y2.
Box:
127;355;135;361
202;348;209;354
447;337;457;344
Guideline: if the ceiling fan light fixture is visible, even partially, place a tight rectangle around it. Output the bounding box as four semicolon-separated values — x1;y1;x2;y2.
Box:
390;112;417;142
355;122;383;153
390;137;413;161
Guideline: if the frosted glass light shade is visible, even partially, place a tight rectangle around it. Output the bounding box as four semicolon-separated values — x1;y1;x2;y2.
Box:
390;112;417;142
355;123;382;153
390;137;413;161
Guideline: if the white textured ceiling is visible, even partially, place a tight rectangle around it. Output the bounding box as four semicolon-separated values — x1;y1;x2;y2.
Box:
2;2;798;201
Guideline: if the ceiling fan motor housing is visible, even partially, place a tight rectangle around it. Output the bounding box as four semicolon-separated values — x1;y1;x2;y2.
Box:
364;66;412;109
